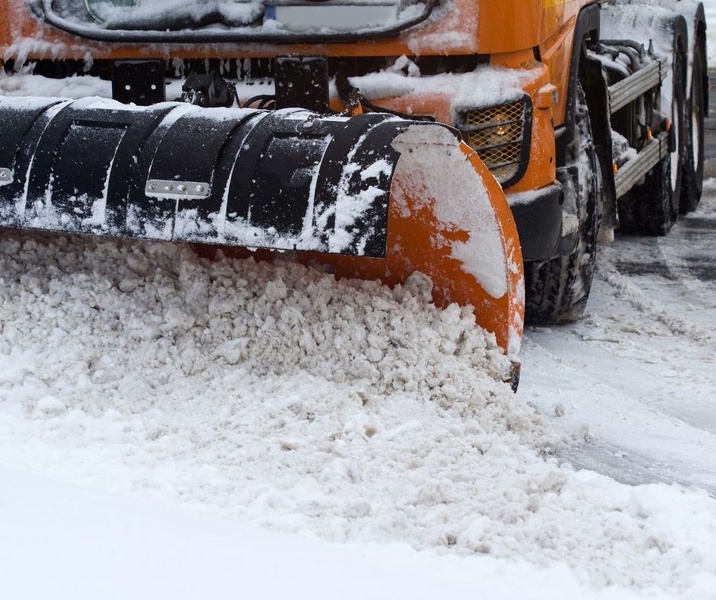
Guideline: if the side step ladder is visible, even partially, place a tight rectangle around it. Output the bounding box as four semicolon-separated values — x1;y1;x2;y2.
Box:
608;57;671;198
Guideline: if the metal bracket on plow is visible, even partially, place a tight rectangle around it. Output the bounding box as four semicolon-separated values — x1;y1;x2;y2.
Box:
0;168;12;186
112;60;166;106
145;179;211;199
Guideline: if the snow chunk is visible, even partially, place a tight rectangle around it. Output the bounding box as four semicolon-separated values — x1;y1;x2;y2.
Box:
33;396;67;417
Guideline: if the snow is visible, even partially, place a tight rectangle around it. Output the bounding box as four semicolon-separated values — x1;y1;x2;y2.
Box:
707;0;716;60
85;0;265;28
348;67;532;111
3;468;650;600
2;3;716;599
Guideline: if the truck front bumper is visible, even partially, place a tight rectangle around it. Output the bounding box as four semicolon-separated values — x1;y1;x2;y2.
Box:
507;182;564;262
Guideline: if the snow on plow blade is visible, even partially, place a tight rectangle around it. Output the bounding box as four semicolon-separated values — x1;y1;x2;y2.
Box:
0;96;523;353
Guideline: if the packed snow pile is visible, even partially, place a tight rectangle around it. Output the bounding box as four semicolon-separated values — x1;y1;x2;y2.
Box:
1;230;716;595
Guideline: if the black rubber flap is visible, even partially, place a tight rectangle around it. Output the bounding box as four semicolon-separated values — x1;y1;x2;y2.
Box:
0;98;404;257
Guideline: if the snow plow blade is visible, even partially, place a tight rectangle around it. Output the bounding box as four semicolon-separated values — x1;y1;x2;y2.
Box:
0;96;523;353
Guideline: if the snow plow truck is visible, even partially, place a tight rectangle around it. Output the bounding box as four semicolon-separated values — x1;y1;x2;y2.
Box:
0;0;707;362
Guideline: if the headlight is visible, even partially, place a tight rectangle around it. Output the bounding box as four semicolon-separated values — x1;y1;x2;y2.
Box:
457;98;531;189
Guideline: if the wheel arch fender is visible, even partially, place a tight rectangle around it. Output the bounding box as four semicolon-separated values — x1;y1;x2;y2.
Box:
556;2;601;167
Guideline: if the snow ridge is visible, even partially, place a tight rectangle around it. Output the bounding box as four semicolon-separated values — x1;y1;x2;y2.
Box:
597;252;715;344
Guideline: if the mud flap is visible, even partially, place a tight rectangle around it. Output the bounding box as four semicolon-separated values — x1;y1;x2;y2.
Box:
0;96;523;353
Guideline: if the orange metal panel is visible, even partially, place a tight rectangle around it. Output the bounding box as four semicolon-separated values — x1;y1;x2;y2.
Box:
0;0;11;50
477;0;544;54
478;0;595;128
538;1;595;127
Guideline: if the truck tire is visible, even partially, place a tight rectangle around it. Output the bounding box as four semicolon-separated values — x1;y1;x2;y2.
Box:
680;36;706;214
525;85;598;325
617;16;687;236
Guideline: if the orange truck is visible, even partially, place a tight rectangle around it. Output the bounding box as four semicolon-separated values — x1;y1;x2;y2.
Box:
0;0;707;363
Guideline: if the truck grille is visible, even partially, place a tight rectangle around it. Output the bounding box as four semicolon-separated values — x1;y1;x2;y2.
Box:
457;99;531;188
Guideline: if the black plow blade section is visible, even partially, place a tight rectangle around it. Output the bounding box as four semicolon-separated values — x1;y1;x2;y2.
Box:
0;97;407;257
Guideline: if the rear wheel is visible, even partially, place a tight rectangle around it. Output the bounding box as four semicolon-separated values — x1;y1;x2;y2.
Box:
680;36;706;214
617;152;676;236
617;16;687;236
525;85;598;325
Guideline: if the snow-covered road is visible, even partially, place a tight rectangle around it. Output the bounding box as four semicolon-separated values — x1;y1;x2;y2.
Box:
3;193;716;599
